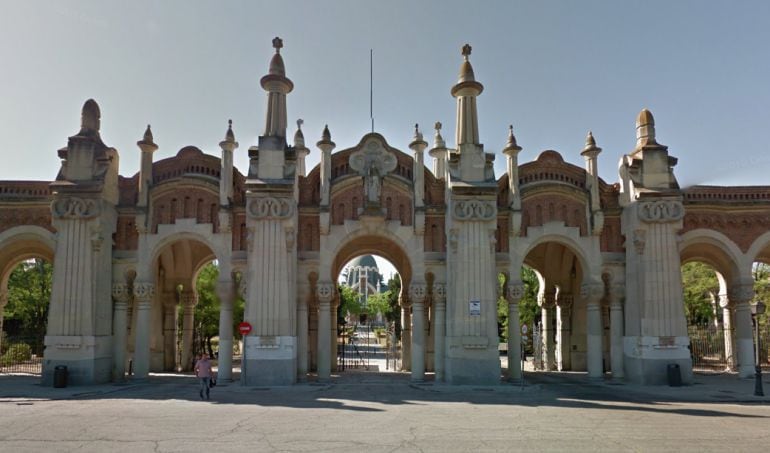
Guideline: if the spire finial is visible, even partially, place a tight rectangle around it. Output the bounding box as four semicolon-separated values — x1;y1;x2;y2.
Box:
435;121;442;132
272;36;283;53
461;43;472;61
297;118;303;130
581;130;601;156
414;123;424;141
322;124;331;141
504;124;520;151
228;119;233;130
586;130;595;146
144;124;153;142
432;121;446;149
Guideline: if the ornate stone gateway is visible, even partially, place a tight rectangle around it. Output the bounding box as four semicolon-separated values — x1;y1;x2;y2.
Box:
1;38;769;386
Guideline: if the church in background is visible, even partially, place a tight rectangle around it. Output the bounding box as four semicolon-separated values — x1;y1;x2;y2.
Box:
342;255;387;324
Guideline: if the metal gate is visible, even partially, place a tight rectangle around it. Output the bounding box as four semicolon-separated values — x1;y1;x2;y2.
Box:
0;329;44;375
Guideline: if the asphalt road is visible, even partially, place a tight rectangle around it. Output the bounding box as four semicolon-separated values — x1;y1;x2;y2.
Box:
1;373;768;452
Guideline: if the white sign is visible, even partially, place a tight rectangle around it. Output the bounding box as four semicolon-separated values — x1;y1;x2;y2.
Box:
469;300;481;316
521;324;528;334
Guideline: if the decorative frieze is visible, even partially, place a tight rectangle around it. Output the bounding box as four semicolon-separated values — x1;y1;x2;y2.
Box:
51;197;101;219
111;283;130;304
132;282;155;302
506;283;525;302
408;283;428;302
638;200;684;223
247;196;294;219
316;282;335;303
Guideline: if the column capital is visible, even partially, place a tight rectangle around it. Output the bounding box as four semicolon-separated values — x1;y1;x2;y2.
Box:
316;282;336;304
538;293;556;308
132;282;155;301
580;282;604;305
556;293;574;309
506;283;525;304
112;283;131;306
728;284;754;305
179;290;197;308
433;283;447;305
408;283;428;304
215;280;235;304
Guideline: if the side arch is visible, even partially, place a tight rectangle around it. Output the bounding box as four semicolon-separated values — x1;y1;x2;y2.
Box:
678;229;745;284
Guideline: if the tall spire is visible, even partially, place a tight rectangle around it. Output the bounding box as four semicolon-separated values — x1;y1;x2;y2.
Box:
260;37;294;138
451;43;484;147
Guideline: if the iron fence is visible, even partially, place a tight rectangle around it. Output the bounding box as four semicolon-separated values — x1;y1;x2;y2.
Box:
0;333;44;375
687;324;770;371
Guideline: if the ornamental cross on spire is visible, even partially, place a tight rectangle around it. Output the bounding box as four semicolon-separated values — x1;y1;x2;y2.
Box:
272;36;283;53
461;43;472;60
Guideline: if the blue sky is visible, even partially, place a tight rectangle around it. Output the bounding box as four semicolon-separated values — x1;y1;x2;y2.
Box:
2;0;768;191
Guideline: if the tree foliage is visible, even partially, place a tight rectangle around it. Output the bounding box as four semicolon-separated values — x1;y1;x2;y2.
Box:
3;259;52;347
681;262;719;325
193;263;245;358
496;267;540;341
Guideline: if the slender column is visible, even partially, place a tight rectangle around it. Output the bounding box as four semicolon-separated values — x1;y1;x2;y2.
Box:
719;294;736;371
316;283;334;381
539;293;556;370
584;283;604;379
0;292;6;358
556;294;573;371
297;285;309;380
330;300;338;372
409;283;427;381
162;293;178;372
216;280;235;382
506;283;524;381
433;284;446;382
180;291;197;372
401;298;412;371
132;282;155;380
729;284;755;378
609;285;625;379
111;284;130;381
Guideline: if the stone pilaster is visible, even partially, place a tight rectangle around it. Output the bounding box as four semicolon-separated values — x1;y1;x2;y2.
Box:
409;283;428;381
728;284;755;378
296;283;309;380
161;292;178;372
506;282;524;381
0;291;7;357
539;292;556;371
433;284;447;382
315;282;334;381
410;126;427;235
401;298;412;372
131;282;155;380
216;280;235;382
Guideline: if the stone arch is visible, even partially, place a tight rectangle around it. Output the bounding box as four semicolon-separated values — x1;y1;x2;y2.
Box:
0;225;56;291
746;230;770;266
678;229;745;284
329;232;413;288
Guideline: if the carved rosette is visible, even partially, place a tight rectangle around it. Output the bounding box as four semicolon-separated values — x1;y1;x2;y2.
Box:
180;291;197;308
506;283;525;303
51;197;101;219
638;200;684;223
246;196;294;219
316;282;335;304
132;282;155;306
728;284;754;305
408;283;428;304
452;200;497;221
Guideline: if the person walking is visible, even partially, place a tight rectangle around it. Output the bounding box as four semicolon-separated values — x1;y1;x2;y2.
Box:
194;353;214;400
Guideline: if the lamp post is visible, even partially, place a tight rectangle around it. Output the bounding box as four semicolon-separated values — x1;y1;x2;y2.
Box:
751;301;765;397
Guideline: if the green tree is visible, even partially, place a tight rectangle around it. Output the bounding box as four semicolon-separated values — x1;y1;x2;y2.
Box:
338;284;362;325
387;274;401;339
193;263;246;358
518;266;540;328
365;291;392;318
3;259;52;349
681;262;719;325
753;262;770;326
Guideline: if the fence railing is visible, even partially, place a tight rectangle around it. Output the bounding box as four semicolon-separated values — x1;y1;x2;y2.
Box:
687;324;770;371
0;334;44;375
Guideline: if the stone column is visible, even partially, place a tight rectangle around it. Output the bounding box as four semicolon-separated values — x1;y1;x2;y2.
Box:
433;284;446;382
180;291;197;372
0;291;6;357
161;293;178;372
401;299;412;372
583;283;604;379
609;284;625;379
330;299;338;372
111;284;130;381
409;283;428;381
719;293;735;371
506;283;524;381
296;284;309;381
316;283;334;381
729;284;755;378
216;280;235;382
556;294;573;371
132;282;155;380
539;293;556;370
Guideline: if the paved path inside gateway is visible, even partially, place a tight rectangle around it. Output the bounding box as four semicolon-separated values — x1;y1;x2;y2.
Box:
1;371;769;452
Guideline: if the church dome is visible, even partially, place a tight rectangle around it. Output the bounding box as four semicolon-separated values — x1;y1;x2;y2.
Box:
348;255;378;270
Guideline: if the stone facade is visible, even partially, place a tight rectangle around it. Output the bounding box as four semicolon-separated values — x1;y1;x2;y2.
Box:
1;39;768;386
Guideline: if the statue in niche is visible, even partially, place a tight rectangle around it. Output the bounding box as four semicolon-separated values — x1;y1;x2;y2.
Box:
349;138;397;212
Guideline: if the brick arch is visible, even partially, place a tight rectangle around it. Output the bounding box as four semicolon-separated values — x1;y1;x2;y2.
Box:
330;233;412;288
678;229;744;284
151;186;220;233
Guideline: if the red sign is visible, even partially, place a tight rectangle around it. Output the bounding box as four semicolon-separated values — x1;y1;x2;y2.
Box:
238;322;252;335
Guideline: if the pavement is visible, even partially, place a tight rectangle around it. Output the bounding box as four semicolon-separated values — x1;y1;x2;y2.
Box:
1;368;768;452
